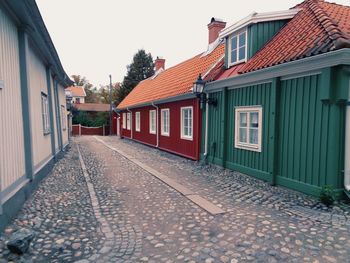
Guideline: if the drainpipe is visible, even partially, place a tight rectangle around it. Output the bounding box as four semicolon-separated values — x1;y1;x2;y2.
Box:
345;75;350;192
204;93;209;162
127;107;133;139
152;102;159;147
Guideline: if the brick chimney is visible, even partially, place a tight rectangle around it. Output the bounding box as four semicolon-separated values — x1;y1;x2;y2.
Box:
155;57;165;71
208;18;226;45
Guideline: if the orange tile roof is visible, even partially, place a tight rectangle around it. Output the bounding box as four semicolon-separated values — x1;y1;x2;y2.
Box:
66;86;86;97
240;0;350;73
74;103;109;112
117;43;225;109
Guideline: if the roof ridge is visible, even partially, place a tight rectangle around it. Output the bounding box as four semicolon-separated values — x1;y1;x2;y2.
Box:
307;0;350;49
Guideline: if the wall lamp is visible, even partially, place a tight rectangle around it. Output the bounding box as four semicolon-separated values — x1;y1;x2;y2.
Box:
192;74;217;107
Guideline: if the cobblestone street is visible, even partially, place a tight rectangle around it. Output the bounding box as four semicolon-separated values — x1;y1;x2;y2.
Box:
1;136;350;263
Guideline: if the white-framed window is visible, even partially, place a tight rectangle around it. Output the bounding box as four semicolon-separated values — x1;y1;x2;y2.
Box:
135;112;141;132
149;110;156;134
229;30;247;66
41;93;50;134
235;106;262;152
126;112;131;130
122;113;126;129
61;105;66;131
180;106;193;140
161;109;170;136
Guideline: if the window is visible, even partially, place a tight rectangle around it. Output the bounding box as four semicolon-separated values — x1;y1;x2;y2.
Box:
149;110;156;134
235;106;262;152
161;109;170;136
135;112;141;132
229;31;247;66
76;98;80;103
122;113;126;129
126;112;131;130
61;105;66;131
181;106;193;140
41;93;50;134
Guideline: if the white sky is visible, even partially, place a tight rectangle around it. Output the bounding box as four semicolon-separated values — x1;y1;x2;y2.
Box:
36;0;349;87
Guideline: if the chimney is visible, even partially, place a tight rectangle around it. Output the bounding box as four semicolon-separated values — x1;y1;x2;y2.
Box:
208;17;226;45
155;57;165;71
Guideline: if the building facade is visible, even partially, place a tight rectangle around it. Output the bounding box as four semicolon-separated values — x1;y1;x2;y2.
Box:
0;0;72;231
117;19;226;160
201;0;350;198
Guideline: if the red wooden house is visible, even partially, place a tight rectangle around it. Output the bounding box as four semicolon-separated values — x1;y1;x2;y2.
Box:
116;18;226;160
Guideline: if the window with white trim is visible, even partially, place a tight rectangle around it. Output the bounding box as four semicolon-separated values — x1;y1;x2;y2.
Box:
61;105;66;131
126;112;131;130
149;110;156;134
235;106;262;152
180;106;193;140
41;93;50;134
122;113;126;129
135;112;141;132
161;109;170;136
229;30;247;66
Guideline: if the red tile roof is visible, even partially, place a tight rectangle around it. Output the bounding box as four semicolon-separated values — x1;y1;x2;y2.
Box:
240;0;350;73
74;103;109;112
66;86;86;97
117;43;225;109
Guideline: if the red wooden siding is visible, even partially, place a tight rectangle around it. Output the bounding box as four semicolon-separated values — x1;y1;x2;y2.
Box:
120;98;200;160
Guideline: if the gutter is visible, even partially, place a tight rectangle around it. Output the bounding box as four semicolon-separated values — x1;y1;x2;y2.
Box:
126;107;133;139
203;93;209;162
151;102;159;148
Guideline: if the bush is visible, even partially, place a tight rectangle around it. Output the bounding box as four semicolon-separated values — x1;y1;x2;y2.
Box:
319;185;335;206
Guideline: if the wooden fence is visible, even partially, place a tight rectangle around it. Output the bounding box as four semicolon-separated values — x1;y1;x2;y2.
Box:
72;124;110;136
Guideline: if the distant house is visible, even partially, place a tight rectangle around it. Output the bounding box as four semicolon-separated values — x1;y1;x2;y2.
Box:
65;86;86;104
116;18;226;160
0;0;73;231
202;0;350;198
74;103;109;117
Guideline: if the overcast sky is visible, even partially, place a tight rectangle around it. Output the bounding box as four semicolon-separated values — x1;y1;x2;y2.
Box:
36;0;349;87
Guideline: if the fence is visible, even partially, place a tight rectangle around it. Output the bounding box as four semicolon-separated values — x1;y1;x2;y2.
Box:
72;124;110;136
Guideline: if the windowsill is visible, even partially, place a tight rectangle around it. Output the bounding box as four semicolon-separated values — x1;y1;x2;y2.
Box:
150;131;156;135
135;130;141;132
161;133;170;137
228;60;246;68
181;136;193;141
235;144;261;152
43;131;51;136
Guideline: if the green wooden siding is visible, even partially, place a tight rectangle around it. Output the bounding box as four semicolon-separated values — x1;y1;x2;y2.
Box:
202;67;348;196
248;20;287;59
277;74;345;190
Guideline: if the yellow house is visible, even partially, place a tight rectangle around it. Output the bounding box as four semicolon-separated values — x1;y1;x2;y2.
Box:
0;0;73;231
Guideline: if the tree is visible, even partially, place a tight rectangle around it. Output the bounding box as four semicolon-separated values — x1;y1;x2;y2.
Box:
99;83;120;104
116;49;155;105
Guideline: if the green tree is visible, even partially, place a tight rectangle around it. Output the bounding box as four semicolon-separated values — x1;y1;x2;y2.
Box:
116;49;155;105
99;83;120;104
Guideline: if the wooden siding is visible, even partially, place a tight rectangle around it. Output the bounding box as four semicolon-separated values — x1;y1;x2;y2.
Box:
277;74;344;190
27;45;52;169
58;84;68;146
0;9;26;190
121;99;200;160
247;20;287;59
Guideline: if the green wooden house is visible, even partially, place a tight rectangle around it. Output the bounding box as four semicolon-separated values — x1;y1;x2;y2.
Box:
200;0;350;198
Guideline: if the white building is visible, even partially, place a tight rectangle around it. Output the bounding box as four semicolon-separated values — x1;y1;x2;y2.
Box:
0;0;73;231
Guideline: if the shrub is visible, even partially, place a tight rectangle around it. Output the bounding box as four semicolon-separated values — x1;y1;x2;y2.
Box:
319;185;335;206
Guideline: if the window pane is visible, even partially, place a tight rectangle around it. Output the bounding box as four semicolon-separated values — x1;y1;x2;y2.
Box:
239;47;245;61
231;36;237;51
239;128;247;143
249;129;259;144
239;32;246;47
239;113;247;127
250;112;259;128
231;50;237;63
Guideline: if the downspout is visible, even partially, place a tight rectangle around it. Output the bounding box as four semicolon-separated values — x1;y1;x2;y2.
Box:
344;74;350;193
127;108;133;139
204;93;209;162
152;102;159;147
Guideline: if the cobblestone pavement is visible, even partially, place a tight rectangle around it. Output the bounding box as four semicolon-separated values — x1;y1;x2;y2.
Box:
0;136;349;263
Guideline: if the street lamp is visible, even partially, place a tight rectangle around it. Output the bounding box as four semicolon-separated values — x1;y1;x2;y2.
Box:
192;74;217;106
